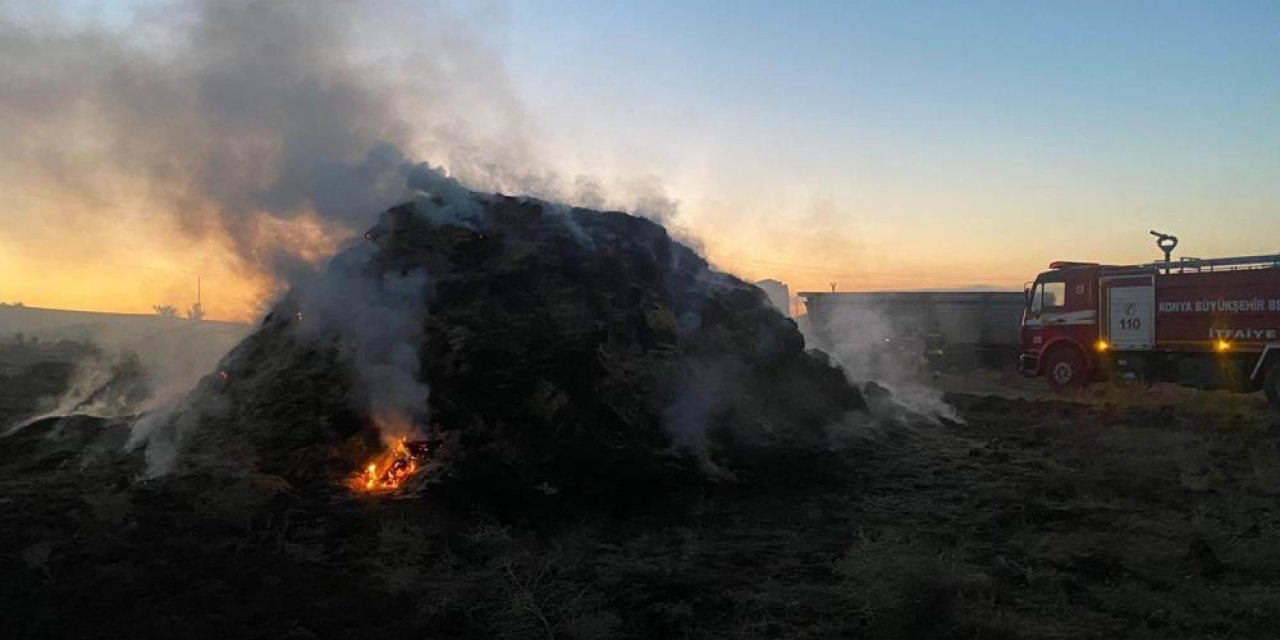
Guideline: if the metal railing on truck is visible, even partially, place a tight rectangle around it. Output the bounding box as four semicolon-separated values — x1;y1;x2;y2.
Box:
1101;254;1280;277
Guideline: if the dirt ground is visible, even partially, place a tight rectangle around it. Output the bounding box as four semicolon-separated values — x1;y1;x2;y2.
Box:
3;366;1279;639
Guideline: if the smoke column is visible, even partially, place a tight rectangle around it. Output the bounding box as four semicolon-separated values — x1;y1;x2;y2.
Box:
0;0;685;287
2;0;692;471
1;1;501;279
802;307;961;423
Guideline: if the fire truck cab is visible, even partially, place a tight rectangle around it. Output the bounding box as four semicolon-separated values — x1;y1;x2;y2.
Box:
1020;233;1280;408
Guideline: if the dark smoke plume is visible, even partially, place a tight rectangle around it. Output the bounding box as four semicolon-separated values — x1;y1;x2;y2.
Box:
0;0;683;282
3;0;688;470
0;1;536;278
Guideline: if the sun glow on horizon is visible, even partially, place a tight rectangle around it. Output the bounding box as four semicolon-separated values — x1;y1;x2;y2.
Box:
0;194;339;323
1;189;1043;323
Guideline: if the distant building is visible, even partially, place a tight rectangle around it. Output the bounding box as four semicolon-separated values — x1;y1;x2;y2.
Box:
754;279;791;316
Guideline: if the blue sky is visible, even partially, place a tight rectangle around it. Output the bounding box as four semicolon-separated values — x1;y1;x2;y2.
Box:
498;1;1279;288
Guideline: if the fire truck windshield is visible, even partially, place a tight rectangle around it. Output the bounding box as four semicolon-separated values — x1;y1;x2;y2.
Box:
1027;279;1065;317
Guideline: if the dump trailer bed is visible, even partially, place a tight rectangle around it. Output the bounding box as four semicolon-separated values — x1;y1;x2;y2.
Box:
800;291;1025;369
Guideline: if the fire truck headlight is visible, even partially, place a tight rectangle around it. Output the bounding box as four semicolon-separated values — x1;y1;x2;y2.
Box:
1215;339;1231;353
1095;340;1109;352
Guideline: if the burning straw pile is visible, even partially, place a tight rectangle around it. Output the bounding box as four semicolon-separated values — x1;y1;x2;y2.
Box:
158;185;865;507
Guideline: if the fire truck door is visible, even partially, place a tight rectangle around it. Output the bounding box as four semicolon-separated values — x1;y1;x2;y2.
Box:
1108;285;1155;350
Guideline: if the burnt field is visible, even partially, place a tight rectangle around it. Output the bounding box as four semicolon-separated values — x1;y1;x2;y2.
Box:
4;386;1279;639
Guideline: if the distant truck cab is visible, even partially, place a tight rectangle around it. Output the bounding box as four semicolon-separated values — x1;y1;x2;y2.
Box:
1020;232;1280;408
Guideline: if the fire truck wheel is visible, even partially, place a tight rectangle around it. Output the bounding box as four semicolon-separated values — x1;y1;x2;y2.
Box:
1045;347;1087;393
1265;362;1280;409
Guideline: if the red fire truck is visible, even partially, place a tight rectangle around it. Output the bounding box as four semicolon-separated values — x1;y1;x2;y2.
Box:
1020;232;1280;408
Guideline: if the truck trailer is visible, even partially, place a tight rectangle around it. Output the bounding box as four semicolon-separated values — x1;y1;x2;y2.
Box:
1020;232;1280;407
800;290;1025;370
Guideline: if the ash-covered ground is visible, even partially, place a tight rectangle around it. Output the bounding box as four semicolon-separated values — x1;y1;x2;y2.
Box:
6;387;1280;638
4;195;1280;639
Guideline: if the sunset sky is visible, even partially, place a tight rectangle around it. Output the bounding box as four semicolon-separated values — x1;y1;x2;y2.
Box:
2;1;1277;320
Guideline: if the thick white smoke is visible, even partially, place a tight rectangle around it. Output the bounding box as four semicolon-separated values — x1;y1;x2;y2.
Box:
294;243;430;442
803;307;961;423
18;340;202;425
1;314;249;435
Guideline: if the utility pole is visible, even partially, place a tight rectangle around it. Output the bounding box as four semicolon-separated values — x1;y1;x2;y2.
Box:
189;275;205;322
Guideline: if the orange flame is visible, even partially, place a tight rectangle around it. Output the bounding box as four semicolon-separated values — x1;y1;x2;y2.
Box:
350;438;420;493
